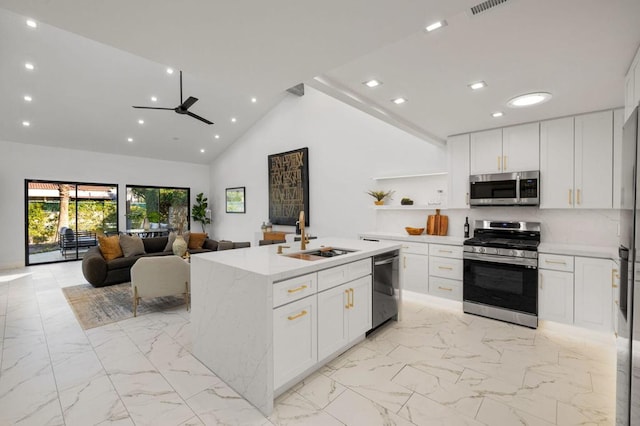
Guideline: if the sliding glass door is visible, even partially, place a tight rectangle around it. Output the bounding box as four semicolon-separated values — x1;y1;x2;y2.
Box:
25;180;118;265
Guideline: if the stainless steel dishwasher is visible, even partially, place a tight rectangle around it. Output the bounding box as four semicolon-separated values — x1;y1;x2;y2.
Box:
371;250;400;331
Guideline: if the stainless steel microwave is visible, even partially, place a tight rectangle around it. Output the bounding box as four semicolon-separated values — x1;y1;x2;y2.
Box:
469;170;540;206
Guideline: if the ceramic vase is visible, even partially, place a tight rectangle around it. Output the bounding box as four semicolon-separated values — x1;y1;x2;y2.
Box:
172;234;188;257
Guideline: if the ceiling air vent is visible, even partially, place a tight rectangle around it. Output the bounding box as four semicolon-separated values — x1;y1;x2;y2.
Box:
470;0;509;15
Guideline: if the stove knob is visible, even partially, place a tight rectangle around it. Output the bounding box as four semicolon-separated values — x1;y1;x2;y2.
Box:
509;250;515;257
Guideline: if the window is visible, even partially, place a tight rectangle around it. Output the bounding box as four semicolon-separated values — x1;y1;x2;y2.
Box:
125;185;190;233
25;180;118;265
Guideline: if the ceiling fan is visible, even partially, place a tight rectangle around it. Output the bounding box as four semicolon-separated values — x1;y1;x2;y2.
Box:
132;71;213;125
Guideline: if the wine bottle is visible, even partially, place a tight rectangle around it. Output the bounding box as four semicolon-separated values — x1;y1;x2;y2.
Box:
464;217;470;238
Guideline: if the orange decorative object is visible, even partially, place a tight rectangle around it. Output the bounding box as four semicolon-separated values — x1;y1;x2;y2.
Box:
405;227;425;235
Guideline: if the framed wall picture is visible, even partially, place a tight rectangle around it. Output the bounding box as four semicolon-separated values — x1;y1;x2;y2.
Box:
268;147;309;226
225;187;246;213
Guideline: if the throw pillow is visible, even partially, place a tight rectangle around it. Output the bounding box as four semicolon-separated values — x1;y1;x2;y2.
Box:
119;234;146;257
188;232;208;249
98;235;123;261
164;232;177;252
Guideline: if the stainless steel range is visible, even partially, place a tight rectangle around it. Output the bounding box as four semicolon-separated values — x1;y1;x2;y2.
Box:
463;220;540;328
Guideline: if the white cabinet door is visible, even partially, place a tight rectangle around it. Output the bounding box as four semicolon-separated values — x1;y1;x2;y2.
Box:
317;284;349;361
273;295;317;389
347;276;372;339
575;111;613;209
447;134;470;208
538;269;574;324
470;128;503;175
502;122;540;172
574;257;613;332
403;253;428;293
540;117;575;208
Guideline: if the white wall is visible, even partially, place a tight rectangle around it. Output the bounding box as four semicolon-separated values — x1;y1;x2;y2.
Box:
0;140;210;269
209;86;447;244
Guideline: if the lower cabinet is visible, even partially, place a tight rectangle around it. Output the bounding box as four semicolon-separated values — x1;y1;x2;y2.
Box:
273;295;317;390
538;268;574;324
403;253;429;293
318;276;371;360
574;257;613;332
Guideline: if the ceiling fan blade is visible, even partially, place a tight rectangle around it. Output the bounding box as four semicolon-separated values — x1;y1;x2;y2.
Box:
180;96;198;110
132;106;175;110
186;111;213;125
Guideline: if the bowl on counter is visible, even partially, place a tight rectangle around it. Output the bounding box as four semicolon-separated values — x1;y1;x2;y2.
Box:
405;227;425;235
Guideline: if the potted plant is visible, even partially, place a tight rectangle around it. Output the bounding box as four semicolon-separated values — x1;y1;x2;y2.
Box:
191;192;211;232
366;190;394;205
401;197;414;205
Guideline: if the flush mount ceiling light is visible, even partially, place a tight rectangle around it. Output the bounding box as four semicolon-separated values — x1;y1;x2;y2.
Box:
127;137;133;142
468;81;486;90
26;19;37;28
200;149;205;153
22;121;30;127
425;20;447;32
138;119;144;124
214;134;220;139
24;62;35;70
363;79;382;88
231;117;237;123
150;96;157;102
251;97;257;103
507;92;552;107
492;111;504;118
392;97;407;105
24;95;32;102
166;68;174;74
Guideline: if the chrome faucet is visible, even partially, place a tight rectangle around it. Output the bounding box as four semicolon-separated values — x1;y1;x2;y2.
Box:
299;210;309;250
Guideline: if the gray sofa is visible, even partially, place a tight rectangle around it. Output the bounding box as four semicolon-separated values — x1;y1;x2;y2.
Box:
82;236;250;287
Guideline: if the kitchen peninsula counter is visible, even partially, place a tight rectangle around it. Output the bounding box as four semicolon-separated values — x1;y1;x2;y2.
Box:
190;237;401;415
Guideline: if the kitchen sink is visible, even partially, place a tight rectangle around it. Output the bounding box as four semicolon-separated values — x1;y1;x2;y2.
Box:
284;247;357;261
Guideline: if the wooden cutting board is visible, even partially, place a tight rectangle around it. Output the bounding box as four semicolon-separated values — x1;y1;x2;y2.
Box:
427;209;448;236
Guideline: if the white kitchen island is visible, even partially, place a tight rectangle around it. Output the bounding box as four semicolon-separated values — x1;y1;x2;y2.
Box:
190;237;401;415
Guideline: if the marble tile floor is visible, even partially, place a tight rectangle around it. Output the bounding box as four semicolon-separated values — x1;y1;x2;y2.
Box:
0;262;616;425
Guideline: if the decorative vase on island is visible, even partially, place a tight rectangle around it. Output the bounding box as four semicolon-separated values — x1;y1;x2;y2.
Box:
172;234;188;257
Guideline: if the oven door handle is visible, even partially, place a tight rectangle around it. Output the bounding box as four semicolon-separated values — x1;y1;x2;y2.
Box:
516;174;521;203
463;252;537;268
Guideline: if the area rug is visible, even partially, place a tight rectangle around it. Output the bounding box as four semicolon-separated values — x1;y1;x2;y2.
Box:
62;282;187;330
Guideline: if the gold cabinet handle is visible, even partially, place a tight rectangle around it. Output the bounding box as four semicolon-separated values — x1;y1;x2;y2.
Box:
612;269;619;288
544;259;567;265
503;156;507;171
438;265;453;270
345;289;350;309
568;189;572;206
438;249;453;254
287;285;308;293
438;286;452;292
497;156;501;170
403;256;407;269
577;189;581;205
287;310;307;321
540;273;543;289
349;288;354;308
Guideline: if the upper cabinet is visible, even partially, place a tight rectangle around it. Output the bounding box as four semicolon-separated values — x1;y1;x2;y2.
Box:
540;111;613;209
447;134;470;209
625;45;640;121
469;123;539;175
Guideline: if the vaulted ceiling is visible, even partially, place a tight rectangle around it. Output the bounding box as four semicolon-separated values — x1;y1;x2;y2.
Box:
1;0;639;164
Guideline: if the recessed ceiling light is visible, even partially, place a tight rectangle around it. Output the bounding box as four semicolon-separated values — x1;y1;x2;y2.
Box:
251;97;257;103
24;95;32;102
24;62;34;70
468;81;486;90
392;98;407;105
26;19;37;28
507;92;553;107
231;117;237;123
166;68;174;74
127;137;133;142
363;79;382;88
492;112;504;118
151;96;157;102
138;119;144;124
22;121;30;127
425;20;447;32
200;149;205;153
214;134;220;139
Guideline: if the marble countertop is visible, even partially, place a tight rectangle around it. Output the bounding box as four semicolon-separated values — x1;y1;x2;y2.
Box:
538;242;618;260
191;237;402;282
359;231;465;246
